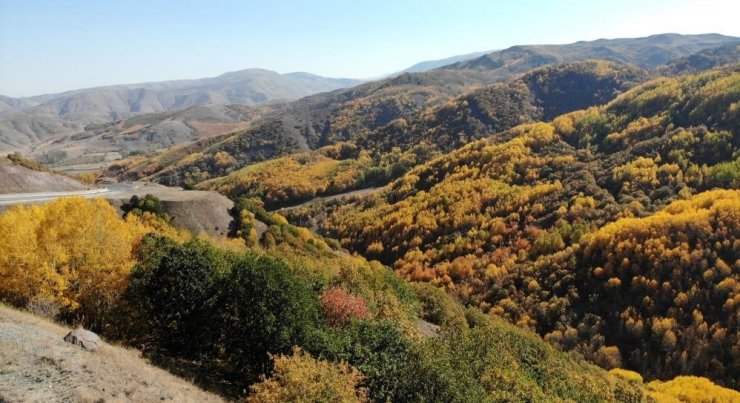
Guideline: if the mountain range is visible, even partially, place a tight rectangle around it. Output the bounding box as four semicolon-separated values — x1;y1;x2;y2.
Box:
106;34;739;185
0;70;361;151
2;33;739;172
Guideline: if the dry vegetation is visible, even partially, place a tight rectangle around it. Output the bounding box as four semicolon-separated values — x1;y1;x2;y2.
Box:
0;304;222;402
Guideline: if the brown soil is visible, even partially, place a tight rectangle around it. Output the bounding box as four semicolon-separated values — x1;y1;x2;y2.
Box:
106;184;235;237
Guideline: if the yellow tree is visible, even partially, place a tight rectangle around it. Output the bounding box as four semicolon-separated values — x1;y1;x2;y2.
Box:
0;197;151;324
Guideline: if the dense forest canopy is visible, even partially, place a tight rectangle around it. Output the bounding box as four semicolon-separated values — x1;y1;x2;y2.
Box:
2;197;738;401
285;65;740;387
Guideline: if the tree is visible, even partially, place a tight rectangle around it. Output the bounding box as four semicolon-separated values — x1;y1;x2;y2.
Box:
0;197;146;327
125;235;221;357
320;287;371;327
218;254;320;379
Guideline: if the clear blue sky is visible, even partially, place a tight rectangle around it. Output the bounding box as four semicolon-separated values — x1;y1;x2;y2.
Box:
1;0;738;97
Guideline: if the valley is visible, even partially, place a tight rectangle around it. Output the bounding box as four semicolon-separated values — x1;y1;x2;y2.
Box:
1;26;739;402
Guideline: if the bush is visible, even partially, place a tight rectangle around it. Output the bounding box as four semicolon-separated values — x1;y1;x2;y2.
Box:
7;152;48;172
411;282;465;326
705;158;740;189
125;235;221;357
320;287;371;327
646;376;740;402
217;254;320;379
307;320;412;402
121;194;170;222
247;348;368;403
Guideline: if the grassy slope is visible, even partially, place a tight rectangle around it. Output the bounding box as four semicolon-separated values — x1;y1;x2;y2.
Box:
0;304;222;402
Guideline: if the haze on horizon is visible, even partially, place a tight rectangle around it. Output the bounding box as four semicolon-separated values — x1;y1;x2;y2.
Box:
1;0;738;97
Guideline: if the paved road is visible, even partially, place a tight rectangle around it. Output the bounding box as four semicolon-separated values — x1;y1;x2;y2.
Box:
0;184;140;206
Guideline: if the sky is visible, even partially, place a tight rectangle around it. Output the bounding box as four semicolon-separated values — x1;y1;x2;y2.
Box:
1;0;738;97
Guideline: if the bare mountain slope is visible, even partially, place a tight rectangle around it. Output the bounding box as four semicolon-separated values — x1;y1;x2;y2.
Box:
29;104;262;170
0;157;90;194
0;69;361;151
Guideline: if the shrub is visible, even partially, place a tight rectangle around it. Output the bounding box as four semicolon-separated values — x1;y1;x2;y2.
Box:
705;158;740;189
121;194;170;222
247;348;368;403
609;368;644;384
306;320;412;402
320;287;371;327
7;152;48;172
595;345;623;369
411;282;465;326
646;376;740;403
217;254;319;379
125;236;221;357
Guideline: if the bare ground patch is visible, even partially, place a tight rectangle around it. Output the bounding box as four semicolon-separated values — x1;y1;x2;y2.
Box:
0;305;223;402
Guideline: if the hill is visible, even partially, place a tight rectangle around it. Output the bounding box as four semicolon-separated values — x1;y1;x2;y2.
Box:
116;61;647;190
0;155;90;194
30;104;263;171
0;69;362;152
189;61;645;209
658;43;740;76
105;35;738;189
5;34;734;174
0;304;222;402
285;65;740;387
106;68;500;184
398;50;491;73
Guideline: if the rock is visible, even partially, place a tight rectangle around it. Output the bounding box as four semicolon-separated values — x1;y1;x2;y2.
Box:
417;319;440;337
63;329;101;351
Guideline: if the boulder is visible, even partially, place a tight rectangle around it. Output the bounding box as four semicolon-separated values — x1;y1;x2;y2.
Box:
63;329;102;351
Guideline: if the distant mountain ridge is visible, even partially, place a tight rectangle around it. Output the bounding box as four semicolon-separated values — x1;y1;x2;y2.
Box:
398;51;492;74
445;33;739;74
0;69;362;150
4;69;360;113
658;43;740;75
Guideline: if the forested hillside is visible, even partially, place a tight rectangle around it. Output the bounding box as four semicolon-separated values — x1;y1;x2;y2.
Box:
2;196;737;401
192;61;646;208
281;65;740;387
658;43;740;76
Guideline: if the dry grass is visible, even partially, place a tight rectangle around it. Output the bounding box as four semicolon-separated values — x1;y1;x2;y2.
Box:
0;304;224;402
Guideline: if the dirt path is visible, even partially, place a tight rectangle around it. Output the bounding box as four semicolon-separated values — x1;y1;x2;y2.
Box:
273;187;383;212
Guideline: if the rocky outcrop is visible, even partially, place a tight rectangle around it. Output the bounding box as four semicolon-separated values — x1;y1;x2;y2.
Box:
63;329;101;351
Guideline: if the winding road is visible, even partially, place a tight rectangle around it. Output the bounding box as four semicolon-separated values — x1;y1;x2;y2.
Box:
0;184;139;206
273;187;383;212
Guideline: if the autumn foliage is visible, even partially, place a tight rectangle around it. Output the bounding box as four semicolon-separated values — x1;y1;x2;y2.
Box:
0;198;150;325
247;348;368;403
320;287;371;326
306;66;740;387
